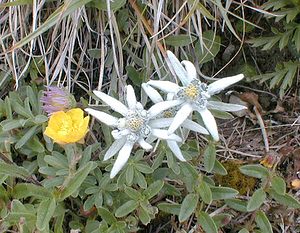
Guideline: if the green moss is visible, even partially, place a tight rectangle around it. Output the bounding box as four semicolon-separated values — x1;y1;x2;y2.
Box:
214;160;257;195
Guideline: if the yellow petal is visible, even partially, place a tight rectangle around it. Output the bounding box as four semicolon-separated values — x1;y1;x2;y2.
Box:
79;116;90;135
44;126;67;144
67;108;84;125
47;111;68;131
44;127;57;140
69;115;89;143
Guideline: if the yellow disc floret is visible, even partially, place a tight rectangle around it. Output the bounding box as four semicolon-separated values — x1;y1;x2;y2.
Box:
184;84;199;100
127;117;144;132
163;110;174;118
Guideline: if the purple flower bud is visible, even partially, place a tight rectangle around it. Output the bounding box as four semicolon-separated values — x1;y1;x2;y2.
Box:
41;86;76;115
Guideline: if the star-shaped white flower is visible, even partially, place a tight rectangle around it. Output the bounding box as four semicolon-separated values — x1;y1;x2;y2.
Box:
85;85;182;178
142;83;209;161
147;50;246;141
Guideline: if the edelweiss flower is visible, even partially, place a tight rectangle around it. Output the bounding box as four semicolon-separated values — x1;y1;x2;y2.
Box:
147;50;246;141
85;85;182;178
142;83;209;161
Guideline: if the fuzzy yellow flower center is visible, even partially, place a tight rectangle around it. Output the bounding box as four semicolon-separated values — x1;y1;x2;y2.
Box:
163;110;174;118
184;84;199;100
176;79;209;109
127;117;145;132
117;108;151;142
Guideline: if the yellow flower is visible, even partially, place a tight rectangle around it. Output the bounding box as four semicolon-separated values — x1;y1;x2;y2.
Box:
44;108;89;144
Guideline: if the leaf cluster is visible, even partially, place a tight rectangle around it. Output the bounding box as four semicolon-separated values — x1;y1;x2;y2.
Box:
248;0;300;98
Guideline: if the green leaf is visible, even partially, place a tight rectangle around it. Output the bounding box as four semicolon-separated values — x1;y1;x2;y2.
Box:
198;211;218;233
4;96;12;119
125;165;134;185
238;229;250;233
281;62;298;98
126;66;144;86
239;164;269;179
269;189;300;208
180;162;198;179
36;198;56;231
211;160;228;175
189;1;214;20
255;211;273;233
262;36;281;50
39;165;57;176
211;187;239;200
53;203;65;233
89;0;126;11
27;136;45;153
278;31;291;50
151;151;164;170
34;115;48;124
58;161;96;200
8;200;36;222
293;27;300;52
270;70;285;89
26;86;39;115
44;154;68;169
12;183;52;199
82;143;100;165
225;199;247;212
271;176;286;195
179;162;199;192
144;180;164;199
24;98;34;118
0;185;8;201
115;200;139;218
195;30;221;63
135;170;147;189
198;181;212;204
1;119;27;131
210;109;234;119
203;143;216;172
97;207;117;225
0;162;30;179
179;193;198;222
84;195;96;211
87;48;102;59
15;125;39;149
167;150;180;175
139;206;151;225
213;214;232;227
158;203;181;215
124;186;141;200
44;176;64;189
13;99;33;118
247;188;266;211
101;123;112;146
135;163;153;174
165;35;197;46
162;182;181;196
236;20;255;33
